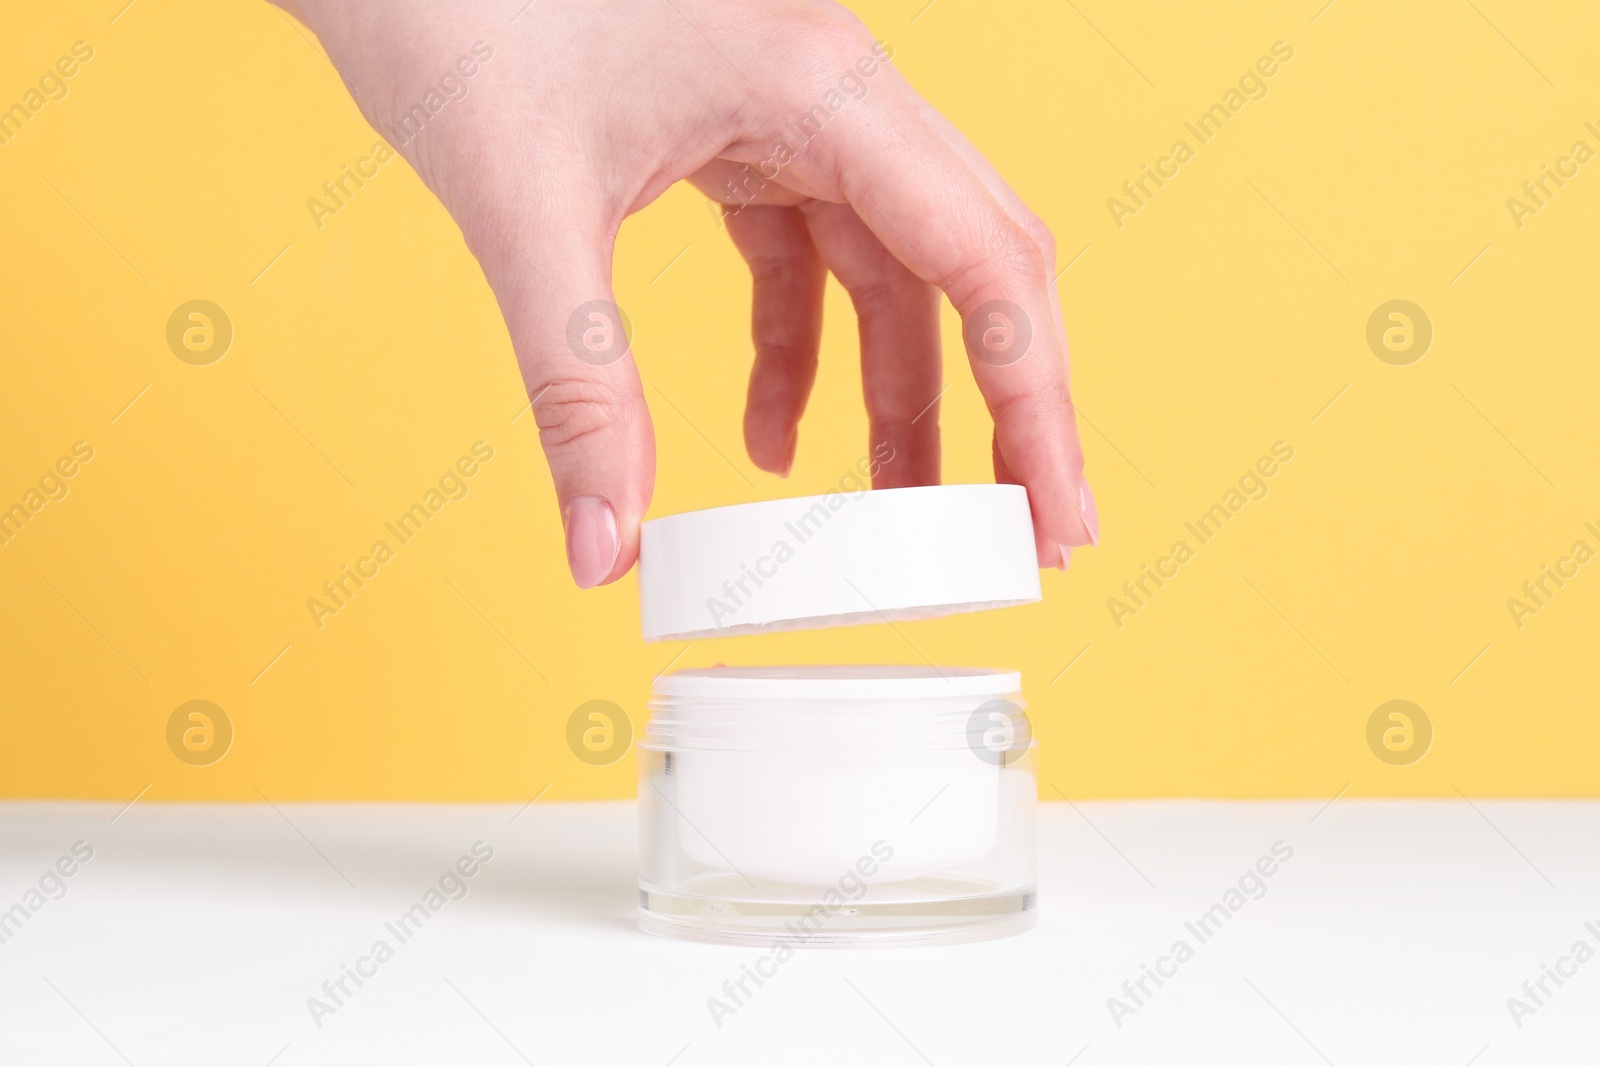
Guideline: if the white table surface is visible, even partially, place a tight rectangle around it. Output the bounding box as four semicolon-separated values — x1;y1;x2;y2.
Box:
0;799;1594;1066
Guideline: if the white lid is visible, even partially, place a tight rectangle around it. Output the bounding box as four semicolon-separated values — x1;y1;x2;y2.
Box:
638;483;1041;642
652;665;1023;700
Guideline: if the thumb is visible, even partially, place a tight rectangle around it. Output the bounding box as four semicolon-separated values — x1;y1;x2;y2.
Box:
453;187;655;589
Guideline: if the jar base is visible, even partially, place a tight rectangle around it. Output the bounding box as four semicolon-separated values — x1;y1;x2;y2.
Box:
637;880;1036;947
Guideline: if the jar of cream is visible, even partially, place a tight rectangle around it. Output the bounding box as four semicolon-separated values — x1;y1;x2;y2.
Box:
635;484;1044;946
638;665;1036;946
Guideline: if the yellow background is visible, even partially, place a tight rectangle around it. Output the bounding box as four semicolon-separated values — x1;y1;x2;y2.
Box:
2;0;1596;801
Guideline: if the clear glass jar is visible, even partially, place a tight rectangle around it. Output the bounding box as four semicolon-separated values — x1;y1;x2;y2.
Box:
638;666;1036;947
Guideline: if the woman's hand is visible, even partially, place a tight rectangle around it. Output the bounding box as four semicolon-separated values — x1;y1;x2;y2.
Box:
275;0;1097;587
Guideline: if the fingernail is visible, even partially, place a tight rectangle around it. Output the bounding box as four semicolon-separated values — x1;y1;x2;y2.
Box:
1055;543;1073;571
564;495;620;589
1079;480;1099;547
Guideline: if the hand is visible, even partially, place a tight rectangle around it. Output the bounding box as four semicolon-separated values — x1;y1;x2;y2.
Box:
276;0;1098;587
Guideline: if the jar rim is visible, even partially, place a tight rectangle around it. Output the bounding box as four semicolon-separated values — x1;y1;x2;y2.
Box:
651;665;1021;700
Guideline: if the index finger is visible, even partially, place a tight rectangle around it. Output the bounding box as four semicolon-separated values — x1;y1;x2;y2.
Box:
798;99;1094;558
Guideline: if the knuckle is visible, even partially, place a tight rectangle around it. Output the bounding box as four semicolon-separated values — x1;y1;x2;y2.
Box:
944;244;1046;313
1022;214;1058;266
530;375;630;451
993;221;1050;281
947;218;1051;306
990;385;1075;433
781;16;872;91
811;19;870;62
747;243;817;285
868;414;933;443
847;274;921;319
823;4;875;44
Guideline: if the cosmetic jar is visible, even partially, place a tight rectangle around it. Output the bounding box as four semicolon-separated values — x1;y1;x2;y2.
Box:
635;484;1043;946
638;665;1036;946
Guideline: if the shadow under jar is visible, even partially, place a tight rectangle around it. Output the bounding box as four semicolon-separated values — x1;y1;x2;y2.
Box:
638;665;1036;947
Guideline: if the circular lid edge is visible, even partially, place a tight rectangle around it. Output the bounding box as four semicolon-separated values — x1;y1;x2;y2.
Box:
652;665;1023;699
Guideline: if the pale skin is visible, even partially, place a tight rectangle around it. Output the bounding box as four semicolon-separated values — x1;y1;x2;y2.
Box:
274;0;1098;587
